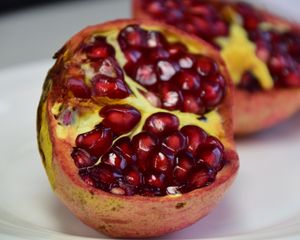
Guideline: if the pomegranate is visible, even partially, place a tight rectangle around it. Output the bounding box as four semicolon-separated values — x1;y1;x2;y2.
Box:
37;19;238;238
133;0;300;135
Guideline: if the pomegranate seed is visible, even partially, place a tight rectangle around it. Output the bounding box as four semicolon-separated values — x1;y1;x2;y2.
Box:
196;136;224;171
71;148;97;168
181;92;205;114
201;81;224;108
159;82;183;110
113;137;136;165
173;151;195;183
147;31;167;48
151;150;173;173
79;169;96;187
181;125;207;155
168;42;187;57
143;91;162;108
175;70;201;91
85;40;115;60
162;131;187;154
57;108;75;126
118;24;147;48
92;75;130;99
101;151;127;170
143;112;180;138
132;132;159;172
136;64;158;86
149;48;170;61
100;104;141;135
177;54;195;69
238;72;261;91
196;56;218;77
285;72;300;87
97;58;123;78
123;49;143;77
67;78;91;98
156;60;177;81
90;164;118;186
124;167;141;186
144;173;167;189
124;48;142;63
75;125;113;158
145;1;166;17
187;164;215;189
166;9;184;24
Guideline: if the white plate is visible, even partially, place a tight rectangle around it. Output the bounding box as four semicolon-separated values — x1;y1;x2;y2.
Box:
0;62;300;240
1;1;300;239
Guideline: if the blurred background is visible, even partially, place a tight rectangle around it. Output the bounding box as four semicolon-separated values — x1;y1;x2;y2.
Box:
0;0;130;69
0;0;299;69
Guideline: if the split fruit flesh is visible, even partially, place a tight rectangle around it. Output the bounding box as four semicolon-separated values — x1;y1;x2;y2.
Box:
133;0;300;135
37;19;238;238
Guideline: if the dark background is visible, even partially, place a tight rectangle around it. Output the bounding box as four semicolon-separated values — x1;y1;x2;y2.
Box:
0;0;78;13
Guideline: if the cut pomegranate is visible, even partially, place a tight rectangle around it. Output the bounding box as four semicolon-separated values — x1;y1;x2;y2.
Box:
118;24;226;114
38;19;238;238
134;0;300;135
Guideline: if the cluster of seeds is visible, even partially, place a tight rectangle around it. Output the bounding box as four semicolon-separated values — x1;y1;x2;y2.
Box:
118;24;226;115
72;109;225;196
141;0;300;90
62;24;226;196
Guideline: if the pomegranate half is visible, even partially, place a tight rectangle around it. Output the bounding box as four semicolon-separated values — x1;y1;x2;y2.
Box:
37;19;239;238
133;0;300;135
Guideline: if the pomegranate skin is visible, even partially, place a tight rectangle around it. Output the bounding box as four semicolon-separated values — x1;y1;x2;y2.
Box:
133;0;300;135
37;19;238;238
233;10;300;135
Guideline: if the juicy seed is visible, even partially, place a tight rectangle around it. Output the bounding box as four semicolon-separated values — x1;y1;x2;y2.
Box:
92;75;130;99
71;148;96;168
196;56;218;77
173;151;195;183
181;125;207;155
162;131;187;154
151;150;173;173
118;24;148;48
85;39;115;60
143;112;180;138
175;70;201;91
136;64;158;86
157;60;177;81
75;125;113;158
144;173;167;189
160;83;182;110
102;151;127;170
182;92;205;114
132;132;159;172
67;78;91;98
100;104;141;135
187;164;216;190
124;167;142;186
113;137;136;164
201;81;224;108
